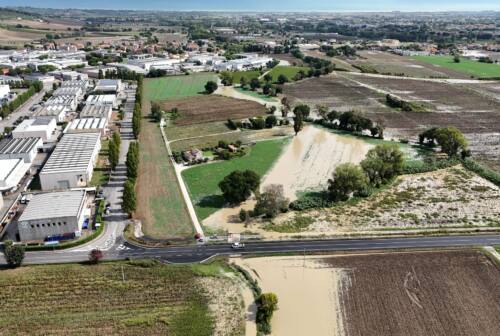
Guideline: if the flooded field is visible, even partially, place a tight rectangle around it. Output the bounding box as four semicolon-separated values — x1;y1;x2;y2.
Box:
203;126;373;232
262;126;373;200
233;256;346;336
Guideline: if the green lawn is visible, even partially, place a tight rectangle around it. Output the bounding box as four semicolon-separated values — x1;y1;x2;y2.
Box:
90;139;110;188
144;73;218;101
182;138;289;221
412;55;500;78
225;70;261;84
267;65;310;82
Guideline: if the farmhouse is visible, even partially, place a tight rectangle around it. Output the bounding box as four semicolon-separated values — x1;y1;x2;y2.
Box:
33;105;68;123
182;148;203;162
17;190;88;241
0;137;42;163
12;118;56;142
39;132;101;190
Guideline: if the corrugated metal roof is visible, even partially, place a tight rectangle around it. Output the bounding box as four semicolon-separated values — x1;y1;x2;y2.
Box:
18;190;86;222
80;105;112;118
40;133;100;174
0;137;41;155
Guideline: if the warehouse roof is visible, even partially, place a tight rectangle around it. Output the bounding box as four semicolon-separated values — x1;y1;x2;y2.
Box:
18;190;86;222
12;118;55;132
0;159;23;180
86;94;116;105
40;133;100;174
0;137;42;155
80;104;112;118
66;118;107;132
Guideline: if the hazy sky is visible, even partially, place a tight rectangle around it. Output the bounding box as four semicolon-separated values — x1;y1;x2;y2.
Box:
2;0;500;12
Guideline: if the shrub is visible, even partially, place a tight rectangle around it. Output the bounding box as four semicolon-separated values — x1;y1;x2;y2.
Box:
3;241;25;267
88;249;103;264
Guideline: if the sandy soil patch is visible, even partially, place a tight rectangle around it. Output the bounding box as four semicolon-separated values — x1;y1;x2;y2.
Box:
234;256;346;336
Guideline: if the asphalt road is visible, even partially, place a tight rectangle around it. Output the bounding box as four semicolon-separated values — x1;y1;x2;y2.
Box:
10;234;500;265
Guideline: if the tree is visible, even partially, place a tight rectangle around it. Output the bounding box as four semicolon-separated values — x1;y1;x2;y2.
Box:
205;80;218;94
126;142;139;180
281;96;290;118
435;126;468;157
239;209;249;223
240;76;248;89
257;293;278;334
219;170;260;204
112;131;121;149
250;78;260;91
293;104;310;119
361;144;404;186
108;138;119;170
293;111;303;136
98;69;104;79
265;115;277;128
316;104;328;119
328;163;368;201
122;180;137;215
263;73;273;82
453;54;461;63
3;240;24;267
262;83;272;95
151;103;163;122
88;249;103;264
254;184;289;218
277;74;289;84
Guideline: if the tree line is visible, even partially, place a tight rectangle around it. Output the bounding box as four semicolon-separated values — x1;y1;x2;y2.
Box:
132;76;143;138
122;142;139;216
0;80;43;118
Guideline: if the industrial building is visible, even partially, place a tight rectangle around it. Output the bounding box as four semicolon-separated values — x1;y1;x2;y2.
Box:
64;118;108;136
85;94;117;108
39;132;101;190
12;118;57;142
0;159;31;192
17;190;88;241
94;79;122;93
44;95;78;112
52;87;84;99
33;105;68;123
0;137;43;163
80;104;113;120
61;79;89;91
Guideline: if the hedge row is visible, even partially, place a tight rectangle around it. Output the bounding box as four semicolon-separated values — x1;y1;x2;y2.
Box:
462;159;500;187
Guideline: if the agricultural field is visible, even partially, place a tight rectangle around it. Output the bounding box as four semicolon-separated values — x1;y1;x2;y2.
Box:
158;95;267;126
182;138;288;221
165;121;232;141
144;73;218;102
413;55;500;78
235;250;500;336
234;87;278;102
283;73;392;114
0;27;45;46
1;18;82;30
303;49;360;72
0;260;245;336
267;65;310;82
273;53;306;66
347;51;467;78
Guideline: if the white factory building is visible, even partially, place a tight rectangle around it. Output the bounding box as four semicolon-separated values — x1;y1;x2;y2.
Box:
64;118;108;136
17;190;88;241
44;95;78;112
0;137;42;191
215;55;274;71
12;118;57;142
0;84;10;100
94;79;122;93
52;87;84;99
39;132;101;190
0;159;31;192
85;94;118;108
33;105;68;123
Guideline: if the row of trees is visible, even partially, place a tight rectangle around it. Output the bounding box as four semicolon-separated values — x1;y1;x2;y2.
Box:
132;77;143;138
0;81;43;118
123;142;140;215
108;131;121;170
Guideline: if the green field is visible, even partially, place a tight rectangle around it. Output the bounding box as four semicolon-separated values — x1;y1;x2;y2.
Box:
225;70;261;84
138;75;222;239
144;73;218;101
182;138;289;221
412;55;500;78
90;139;110;188
0;260;240;336
267;65;310;82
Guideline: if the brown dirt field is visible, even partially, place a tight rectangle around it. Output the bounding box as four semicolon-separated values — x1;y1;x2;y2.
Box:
2;18;81;30
326;250;500;336
158;95;267;126
273;53;306;66
283;74;392;114
0;28;44;42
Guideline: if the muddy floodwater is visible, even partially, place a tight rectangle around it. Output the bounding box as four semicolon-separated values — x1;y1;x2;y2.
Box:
262;125;373;200
234;256;346;336
203;126;373;232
